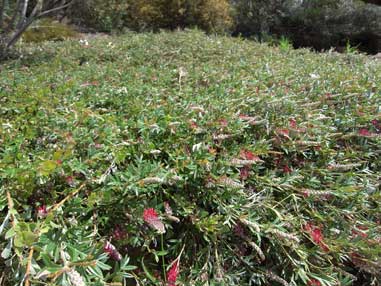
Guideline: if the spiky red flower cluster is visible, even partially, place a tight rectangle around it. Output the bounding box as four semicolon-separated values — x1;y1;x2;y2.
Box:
304;223;329;252
240;167;250;180
238;149;261;180
103;241;122;261
143;208;165;233
352;225;368;239
308;279;321;286
239;149;260;161
358;128;371;137
289;118;297;128
167;260;179;286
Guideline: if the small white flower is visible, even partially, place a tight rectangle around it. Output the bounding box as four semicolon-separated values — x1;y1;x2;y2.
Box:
310;73;320;79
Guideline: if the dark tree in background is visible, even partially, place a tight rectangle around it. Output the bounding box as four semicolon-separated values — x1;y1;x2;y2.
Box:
0;0;71;59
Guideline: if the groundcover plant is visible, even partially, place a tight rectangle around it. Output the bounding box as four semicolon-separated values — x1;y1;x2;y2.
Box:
0;30;381;286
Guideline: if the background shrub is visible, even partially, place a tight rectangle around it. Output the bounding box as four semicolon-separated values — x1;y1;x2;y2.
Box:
22;18;78;43
67;0;233;33
67;0;129;32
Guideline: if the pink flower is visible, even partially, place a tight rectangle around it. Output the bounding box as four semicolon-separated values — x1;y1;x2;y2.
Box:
358;128;371;137
167;260;179;286
143;208;166;233
164;202;173;216
37;205;48;218
104;241;122;261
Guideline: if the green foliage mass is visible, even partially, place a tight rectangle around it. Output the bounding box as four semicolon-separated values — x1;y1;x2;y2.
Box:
22;18;78;43
68;0;233;33
1;30;381;285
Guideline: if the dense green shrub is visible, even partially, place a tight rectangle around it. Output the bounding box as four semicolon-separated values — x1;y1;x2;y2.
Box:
67;0;233;33
232;0;381;53
68;0;129;32
126;0;233;32
22;18;78;43
1;30;381;286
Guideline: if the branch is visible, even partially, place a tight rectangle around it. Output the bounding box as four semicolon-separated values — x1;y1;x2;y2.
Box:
37;0;72;18
5;0;43;48
6;15;34;48
6;191;16;227
50;182;86;213
16;0;28;29
24;247;34;286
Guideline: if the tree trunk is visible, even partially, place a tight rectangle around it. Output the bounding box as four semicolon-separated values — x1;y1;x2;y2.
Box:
0;39;8;60
0;0;72;61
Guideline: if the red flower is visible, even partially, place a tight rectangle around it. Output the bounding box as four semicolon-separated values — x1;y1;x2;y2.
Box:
311;228;323;244
66;176;75;187
276;128;290;138
358;128;371;137
143;208;166;233
104;241;122;261
37;205;48;218
233;223;245;238
167;260;179;286
112;225;127;240
239;149;261;161
308;279;321;286
304;223;329;252
218;118;228;127
188;120;198;129
352;225;368;238
238;114;252;120
372;119;380;133
289;118;297;128
283;165;292;174
302;190;310;198
240;167;250;180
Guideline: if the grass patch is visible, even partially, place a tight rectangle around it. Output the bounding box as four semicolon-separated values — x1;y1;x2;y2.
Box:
0;30;381;286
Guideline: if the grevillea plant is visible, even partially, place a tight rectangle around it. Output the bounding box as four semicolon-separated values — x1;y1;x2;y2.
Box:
0;30;381;285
